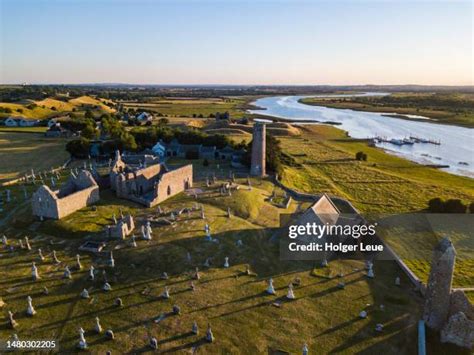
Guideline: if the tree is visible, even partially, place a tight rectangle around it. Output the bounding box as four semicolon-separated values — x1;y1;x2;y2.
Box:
81;124;99;139
84;109;94;119
66;138;91;158
469;202;474;213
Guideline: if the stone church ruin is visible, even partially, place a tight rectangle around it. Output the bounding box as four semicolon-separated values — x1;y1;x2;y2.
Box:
110;151;193;208
32;170;100;220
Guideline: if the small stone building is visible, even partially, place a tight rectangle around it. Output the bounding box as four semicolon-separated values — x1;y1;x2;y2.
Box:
110;151;193;208
32;170;100;220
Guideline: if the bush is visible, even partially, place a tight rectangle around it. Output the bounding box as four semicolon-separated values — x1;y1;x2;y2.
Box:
428;198;444;212
355;151;367;161
427;198;467;213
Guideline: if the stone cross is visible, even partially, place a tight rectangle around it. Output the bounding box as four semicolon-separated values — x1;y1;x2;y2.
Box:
26;296;36;316
78;327;87;350
223;257;229;268
367;265;375;278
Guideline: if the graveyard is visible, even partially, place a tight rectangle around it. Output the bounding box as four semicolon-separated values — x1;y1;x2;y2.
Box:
0;152;471;353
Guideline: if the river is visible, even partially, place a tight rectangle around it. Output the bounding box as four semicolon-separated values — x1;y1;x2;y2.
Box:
248;94;474;178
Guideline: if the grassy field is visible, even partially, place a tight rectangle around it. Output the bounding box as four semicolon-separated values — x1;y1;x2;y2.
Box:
0;132;69;184
121;97;254;120
277;124;474;288
2;160;464;354
0;95;115;121
300;92;474;128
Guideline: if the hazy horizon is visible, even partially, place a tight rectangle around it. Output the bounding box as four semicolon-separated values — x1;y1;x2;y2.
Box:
1;0;472;86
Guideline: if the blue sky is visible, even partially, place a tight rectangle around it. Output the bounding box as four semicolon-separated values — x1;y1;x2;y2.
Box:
0;0;472;85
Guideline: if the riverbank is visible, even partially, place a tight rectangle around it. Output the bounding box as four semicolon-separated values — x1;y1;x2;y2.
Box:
298;93;474;128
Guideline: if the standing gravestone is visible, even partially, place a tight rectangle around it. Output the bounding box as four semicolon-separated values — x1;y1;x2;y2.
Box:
6;189;11;203
103;282;112;291
23;187;28;200
8;310;18;328
204;258;210;268
206;323;215;342
2;235;7;246
395;276;400;286
88;265;95;281
77;327;87;350
19;240;24;249
32;262;39;281
108;252;115;268
303;343;309;355
52;250;60;264
423;237;456;331
149;337;158;350
25;237;31;251
94;317;102;333
26;296;36;316
80;289;90;299
161;286;170;299
194;267;200;280
131;234;137;247
266;278;276;295
286;283;295;300
38;249;45;261
223;257;229;268
76;254;82;270
63;266;72;279
192;321;199;335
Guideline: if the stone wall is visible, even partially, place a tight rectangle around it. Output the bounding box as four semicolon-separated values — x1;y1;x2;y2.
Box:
55;186;99;219
32;170;100;220
152;164;193;207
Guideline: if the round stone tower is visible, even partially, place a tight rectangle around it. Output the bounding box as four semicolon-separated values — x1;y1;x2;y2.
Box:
250;122;266;177
423;237;456;331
